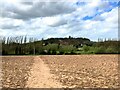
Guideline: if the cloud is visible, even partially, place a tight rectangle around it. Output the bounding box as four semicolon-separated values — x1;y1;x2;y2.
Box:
0;0;118;41
1;1;76;20
21;2;33;5
0;17;24;29
42;16;68;27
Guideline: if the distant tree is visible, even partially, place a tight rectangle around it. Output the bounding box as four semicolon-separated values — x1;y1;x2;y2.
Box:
20;36;23;44
83;45;90;52
24;36;27;43
15;46;19;55
69;36;72;39
94;46;106;54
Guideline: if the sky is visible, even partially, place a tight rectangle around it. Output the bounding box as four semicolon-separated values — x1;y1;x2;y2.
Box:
0;0;119;41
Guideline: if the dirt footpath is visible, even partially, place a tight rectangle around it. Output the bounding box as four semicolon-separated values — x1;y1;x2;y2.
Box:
2;55;119;88
26;56;64;88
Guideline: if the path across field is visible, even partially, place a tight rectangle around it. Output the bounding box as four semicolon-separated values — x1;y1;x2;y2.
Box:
26;56;63;88
1;55;119;88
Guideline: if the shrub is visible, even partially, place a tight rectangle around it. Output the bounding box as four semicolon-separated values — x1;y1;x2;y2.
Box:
59;45;76;54
82;45;90;52
105;47;117;54
94;46;106;54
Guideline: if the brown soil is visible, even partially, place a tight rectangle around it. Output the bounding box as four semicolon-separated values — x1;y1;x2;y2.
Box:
41;55;119;88
1;55;119;88
1;56;34;88
26;56;63;88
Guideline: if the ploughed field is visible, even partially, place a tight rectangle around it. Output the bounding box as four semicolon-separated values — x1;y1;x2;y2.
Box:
1;56;34;88
41;55;119;88
1;55;119;88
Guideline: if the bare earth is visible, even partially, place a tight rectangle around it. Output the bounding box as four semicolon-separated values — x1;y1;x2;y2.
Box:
26;56;63;88
2;56;34;88
41;55;119;88
1;55;119;88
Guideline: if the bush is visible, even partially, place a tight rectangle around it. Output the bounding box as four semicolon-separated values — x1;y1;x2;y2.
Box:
43;44;58;51
82;45;90;52
94;46;106;54
59;45;76;54
105;47;117;54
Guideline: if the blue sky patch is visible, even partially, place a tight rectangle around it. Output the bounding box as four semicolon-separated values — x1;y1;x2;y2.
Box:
82;16;94;20
109;2;118;7
0;0;118;41
76;2;86;6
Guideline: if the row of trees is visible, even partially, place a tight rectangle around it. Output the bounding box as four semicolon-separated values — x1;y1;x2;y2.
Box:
1;36;38;44
82;43;119;54
1;36;119;55
1;36;37;55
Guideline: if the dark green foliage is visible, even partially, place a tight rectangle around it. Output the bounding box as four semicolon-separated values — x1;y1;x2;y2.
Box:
83;45;90;52
94;46;106;54
93;41;119;54
1;36;119;55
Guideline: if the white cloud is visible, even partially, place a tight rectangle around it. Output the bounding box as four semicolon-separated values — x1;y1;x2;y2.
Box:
102;7;118;23
42;16;67;27
1;1;76;20
0;17;24;29
0;0;118;41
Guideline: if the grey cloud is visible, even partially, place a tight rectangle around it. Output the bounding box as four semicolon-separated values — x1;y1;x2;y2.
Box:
65;21;82;30
0;24;20;29
98;2;109;9
50;21;67;27
92;15;104;21
2;2;76;20
21;2;33;5
48;18;68;27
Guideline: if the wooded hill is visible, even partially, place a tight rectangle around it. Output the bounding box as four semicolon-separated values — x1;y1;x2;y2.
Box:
1;36;119;55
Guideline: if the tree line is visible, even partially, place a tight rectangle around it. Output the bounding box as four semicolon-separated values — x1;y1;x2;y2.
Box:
1;36;119;55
